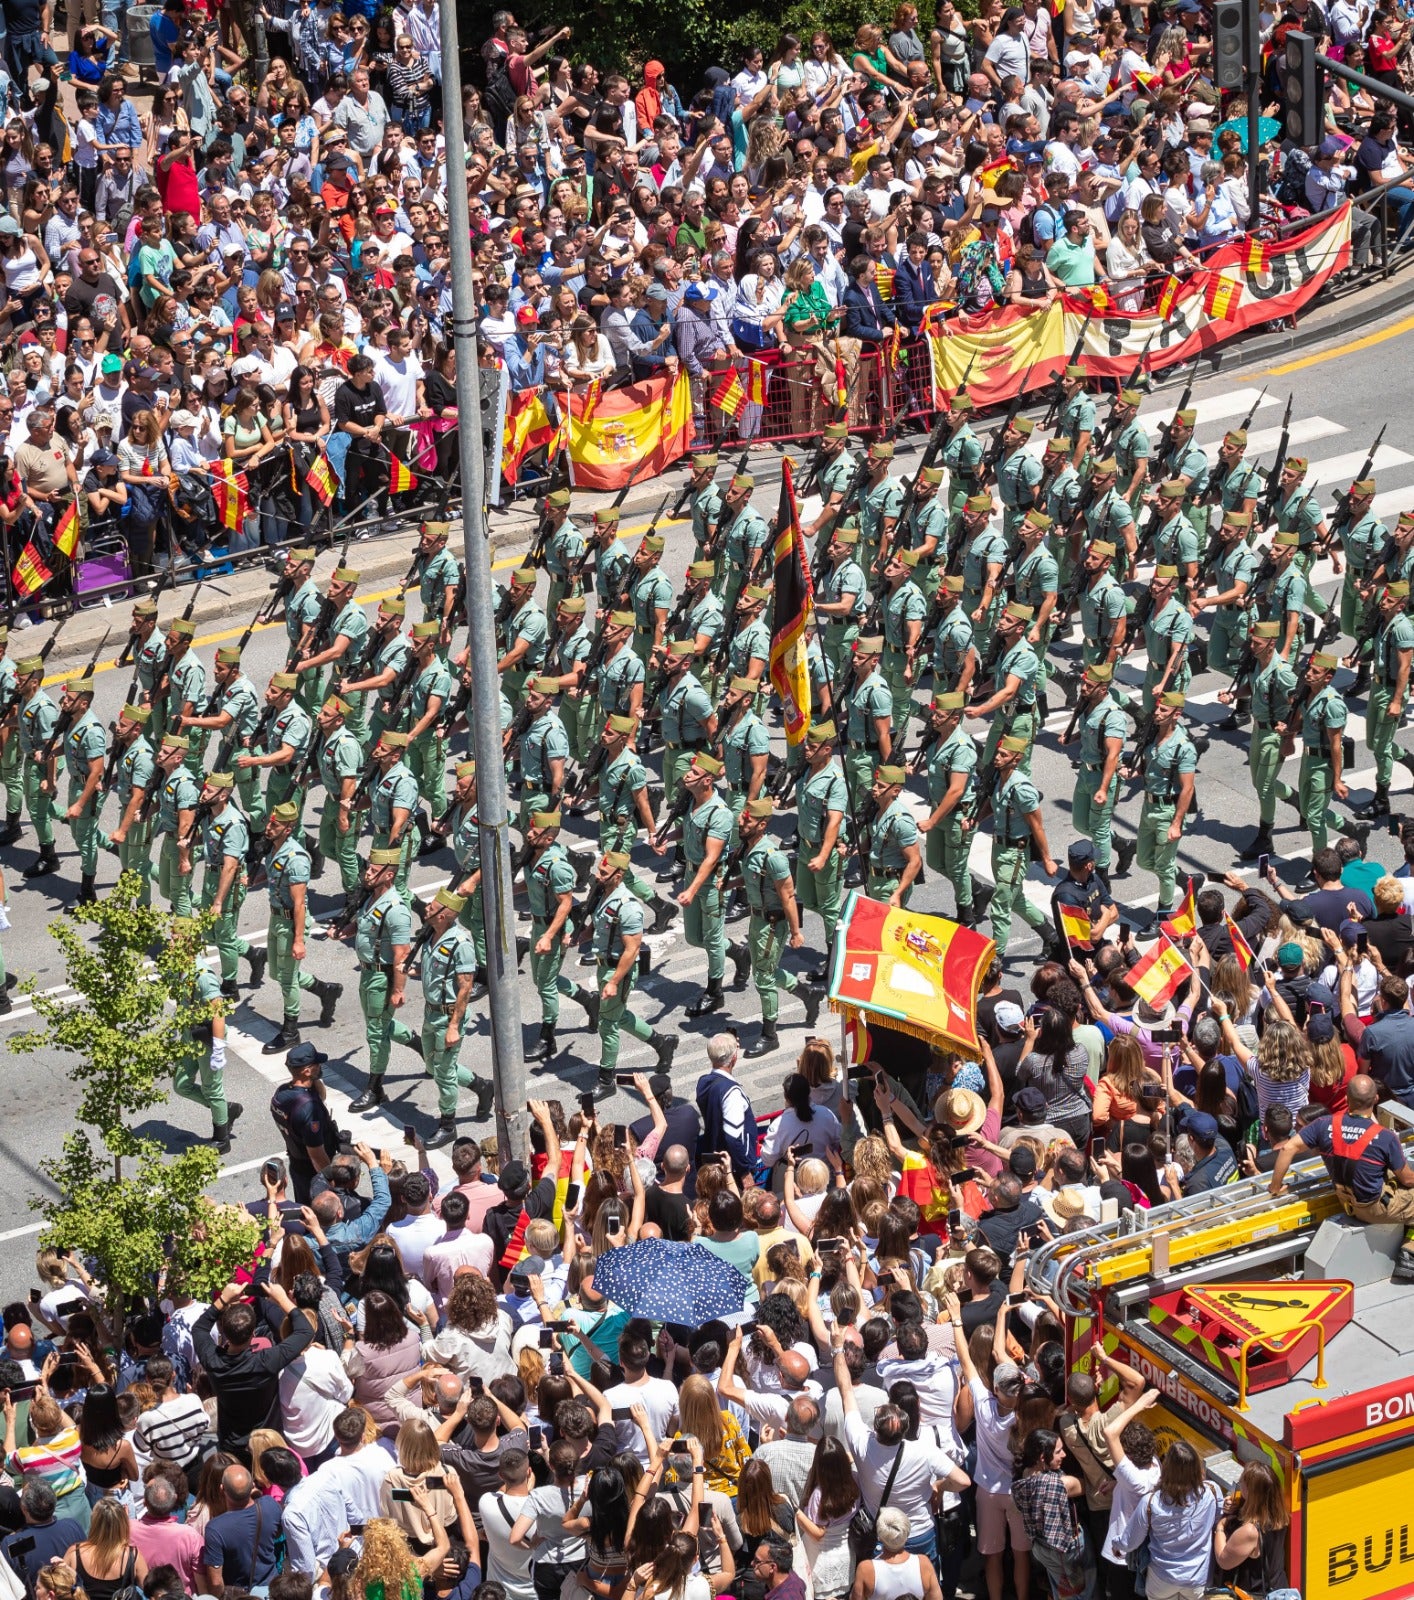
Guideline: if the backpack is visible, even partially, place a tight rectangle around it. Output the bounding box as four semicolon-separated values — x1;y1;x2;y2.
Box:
1275;147;1313;208
484;52;517;124
1018;202;1056;249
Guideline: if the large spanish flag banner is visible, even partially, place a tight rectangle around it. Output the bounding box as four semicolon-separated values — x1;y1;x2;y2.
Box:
829;892;996;1058
929;204;1352;406
768;458;814;747
566;371;693;493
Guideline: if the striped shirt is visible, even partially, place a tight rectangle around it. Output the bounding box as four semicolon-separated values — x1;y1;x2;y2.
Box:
135;1393;211;1464
9;1426;84;1499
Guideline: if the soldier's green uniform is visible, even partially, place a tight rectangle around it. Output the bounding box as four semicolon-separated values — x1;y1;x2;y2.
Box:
518;701;570;832
1013;539;1059;692
356;882;419;1079
962;521;1009;659
371;751;420;901
684;584;726;702
0;647;21;827
1078;564;1128;671
723;700;771;833
796;745;848;951
598;741;659;905
931;593;975;693
996;440;1043;545
883;571;928;735
1276;478;1331;620
813;446;860;572
325;598;372;744
942;413;985;526
1299;677;1356;852
743;829;801;1022
420;916;480;1115
502;592;548;708
594;880;654;1071
365;624;413;751
906;492;950;602
109;724;156;901
690;475;725;566
728;607;771;686
660;665;715;811
555;611;595;763
1136;722;1197;912
526;837;576;1032
199;795;253;983
317;718;366;896
722;502;771;617
1059;390;1096;463
259;698;314;834
1249;646;1299;827
1367;608;1414;795
924;722;976;917
1252;555;1308;649
683;780;733;989
844;660;893;811
1085;488;1136;585
268;828;318;1025
1159;436;1211;541
1208;537;1261;675
447;789;486;966
165;646;208;776
18;683;58;851
1208;453;1264;520
1152;510;1201;594
172;962;229;1132
598;639;646;730
545;512;587;618
866;789;918;905
211;669;262;819
1113;417;1150;516
1341;505;1389;640
821;547;867;683
407;651;452;820
418;542;463;661
285;570;325;712
1072;690;1128;873
859;471;905;580
630;561;674;665
981;633;1041;774
134;628;169;744
1141;593;1195;714
155;758;200;916
62;703;106;878
596;537;633;610
1043;463;1084;593
988;763;1049;959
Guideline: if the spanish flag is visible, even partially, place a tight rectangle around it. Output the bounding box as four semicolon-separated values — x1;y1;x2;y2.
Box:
502;387;559;486
1126;932;1192;1009
11;534;52;599
1057;902;1093;950
1160;877;1197;940
1243;237;1269;276
210;462;250;534
387;453;419;494
52;500;80;563
768;458;814;747
710;366;747;420
583;377;603;415
833;341;849;411
1225;914;1255;973
978;155;1013;188
875;264;896;301
1157;274;1181;320
566;370;693;493
307;452;337;507
1089;284;1114;314
1204;272;1242;322
745;359;770;408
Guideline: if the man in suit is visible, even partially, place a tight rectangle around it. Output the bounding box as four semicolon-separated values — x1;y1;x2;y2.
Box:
893;232;935;336
842;253;894;346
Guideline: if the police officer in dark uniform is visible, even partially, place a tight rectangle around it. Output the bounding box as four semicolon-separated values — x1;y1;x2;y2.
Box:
1050;839;1118;953
269;1040;337;1203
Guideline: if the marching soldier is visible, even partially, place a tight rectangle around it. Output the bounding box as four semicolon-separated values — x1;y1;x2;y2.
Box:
817;529;867;684
672;753;736;1017
730;797;822;1059
515;677;568;833
795;721;847;970
865;763;921;908
1371;510;1414;596
197;771;265;997
995;414;1042;545
1272;456;1335;630
181;646;262;817
498;565;548;710
415;887;495;1143
1205;428;1263;533
366;730;420;902
587;850;677;1094
659;640;718;822
1083;457;1138;579
445;760;488;989
294;567;371;744
1129;689;1197;920
280;546;323;710
1155;408;1211;541
881;549;927;736
725;584;772;698
916;691;976;924
1040;441;1083;596
236;671;313;838
128;597;168;743
1111;389;1150;521
1193;510;1259;695
959;494;1007;660
342;596;412;752
720;471;772;617
552;596;595;765
678;561;725;699
259;799;341;1055
859;443;905;579
1057;366;1095;468
977;734;1058;962
803;424;856;549
941;396;985;528
597;609;646;729
904;466;949;601
843;635;893;811
523;809;578;1063
414;520;463;658
542;488;585;617
103;704;156;903
1253;531;1307;661
629;534;673;666
152;733;199;917
1281;651;1367;863
1148;480;1200;597
58;673;106;904
0;626;18;846
315;694;365;909
1011;511;1059;696
686;452;724;564
594;715;677;930
590;507;632;606
17;654;59;877
1234;620;1297;861
345;847;422;1110
162;619;207;776
1076;540;1128;674
171;921;240;1152
1061;662;1132;885
968;602;1041;774
1338;479;1386;691
721;676;770;830
930;575;977;698
1140;565;1196;715
406;621;451;833
1357;582;1414;820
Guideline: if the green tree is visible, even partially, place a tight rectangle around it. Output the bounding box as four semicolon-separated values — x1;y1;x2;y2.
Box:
14;876;260;1331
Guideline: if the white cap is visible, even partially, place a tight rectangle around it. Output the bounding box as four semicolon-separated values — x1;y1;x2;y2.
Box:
911;127;939;147
169;409;198;428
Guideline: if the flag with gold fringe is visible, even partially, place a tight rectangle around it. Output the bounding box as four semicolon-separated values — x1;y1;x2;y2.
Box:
1126;933;1193;1009
768;458;814;747
829;892;997;1059
1157;274;1181;320
210;462;250;535
566;370;693;492
387;452;418;494
11;500;80;599
1203;272;1242;321
307;452;337;507
710;366;747;419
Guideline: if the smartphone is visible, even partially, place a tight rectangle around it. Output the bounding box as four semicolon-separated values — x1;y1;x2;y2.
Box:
740;1320;758;1336
1005;1292;1029;1307
779;1237;800;1258
563;1183;581;1212
1151;1025;1183;1043
6;1538;34;1560
953;1167;977;1184
27;1288;40;1305
947;1207;963;1229
1257;853;1270;877
789;1130;812;1152
612;1124;626;1148
390;1488;415;1504
530;1426;545;1450
403;1125;417;1146
509;1274;530;1296
814;1236;843;1253
1358;931;1370;954
578;1091;596;1117
1091;1137;1107;1165
54;1299;88;1318
8;1383;36;1402
605;1214;623;1238
615;1073;638;1087
611;1407;634;1422
542;1319;573;1332
425;1477;444;1491
549;1352;564;1376
539;1328;557;1348
1389;814;1407;837
470;1376;484;1395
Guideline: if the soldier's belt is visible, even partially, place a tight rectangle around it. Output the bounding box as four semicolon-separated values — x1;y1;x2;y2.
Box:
666;738;708;751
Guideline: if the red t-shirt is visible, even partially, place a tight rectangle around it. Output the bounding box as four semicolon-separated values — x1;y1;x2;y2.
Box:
156;152;199;219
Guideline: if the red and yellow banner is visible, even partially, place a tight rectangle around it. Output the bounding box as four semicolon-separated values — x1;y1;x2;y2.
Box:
1160;877;1197;940
502;387;559;488
1127;933;1193;1009
566;371;694;493
829;893;996;1058
768;459;814;747
387;453;418;494
1203;272;1242;321
1226;914;1255;973
210;462;250;534
1058;903;1093;949
710;367;747;419
307;452;337;507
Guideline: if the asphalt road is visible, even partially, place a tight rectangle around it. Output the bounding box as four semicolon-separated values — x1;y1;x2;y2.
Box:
3;314;1414;1299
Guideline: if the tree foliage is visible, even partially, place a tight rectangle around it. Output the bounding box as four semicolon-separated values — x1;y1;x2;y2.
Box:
15;876;258;1316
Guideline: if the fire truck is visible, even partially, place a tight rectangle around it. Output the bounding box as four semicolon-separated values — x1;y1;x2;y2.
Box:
1026;1108;1414;1600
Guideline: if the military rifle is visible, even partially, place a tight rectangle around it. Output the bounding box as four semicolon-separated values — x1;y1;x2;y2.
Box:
1092;331;1157;458
1040;309;1093;430
37;627;113;770
979;361;1038;484
1254;393;1294;533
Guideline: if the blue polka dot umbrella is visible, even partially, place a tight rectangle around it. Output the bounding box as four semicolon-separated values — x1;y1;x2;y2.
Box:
590;1238;752;1323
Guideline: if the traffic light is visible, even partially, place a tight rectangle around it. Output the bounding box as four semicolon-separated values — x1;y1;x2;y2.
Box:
1213;0;1250;90
1284;30;1323;147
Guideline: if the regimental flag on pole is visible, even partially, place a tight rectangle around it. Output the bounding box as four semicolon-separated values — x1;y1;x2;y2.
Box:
210;462;250;534
1157;274;1181;320
1161;877;1198;940
1204;272;1242;321
710;366;747;419
387;452;418;494
1243;237;1270;275
1057;902;1093;950
1127;933;1193;1009
768;458;815;747
1226;914;1256;973
307;452;337;507
745;359;769;408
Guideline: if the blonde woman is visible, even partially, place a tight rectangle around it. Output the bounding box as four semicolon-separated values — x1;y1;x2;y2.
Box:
559;314;615;395
353;1512;452;1600
381;1420;468;1550
672;1375;750;1497
32;1249;99;1336
1219;1017;1311;1118
1091;1033;1154;1141
62;1496;148;1599
1105;209;1151;311
1209;954;1258;1042
851;22;909;93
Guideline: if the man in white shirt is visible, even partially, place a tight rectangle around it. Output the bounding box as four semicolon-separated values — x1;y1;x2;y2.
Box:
717;1325;824;1436
602;1330;680;1463
281;1408;388;1574
420;1191;494;1307
477;1449;536;1600
875;1322;962;1448
278;1338;354;1462
388;1172;443;1279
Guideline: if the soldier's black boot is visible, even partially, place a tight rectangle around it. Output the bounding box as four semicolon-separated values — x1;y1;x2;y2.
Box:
350;1077;386;1112
247;944;268;987
314;979;343;1027
686;979;724;1018
526;1024;557;1062
745;1021;779;1058
77;874;96;904
426;1115;458;1149
261;1017;300;1055
0;811;20;846
801;984;824;1028
572;986;599;1030
650;895;678;933
212;1121;233;1155
470;968;488;1000
471;1076;495;1120
1239;825;1275;860
1113;837;1138;877
1357;788;1391;821
728;940;750;991
23;842;58;878
221;979;240;1001
651;1031;678;1071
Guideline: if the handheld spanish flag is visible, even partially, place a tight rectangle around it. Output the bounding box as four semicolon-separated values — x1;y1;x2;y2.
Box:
710;366;747;420
1160;877;1197;940
1057;902;1093;950
1225;914;1255;973
768;458;815;747
583;377;603;415
887;320;903;371
1089;284;1114;314
1203;272;1242;322
1243;237;1269;275
745;359;770;408
1157;274;1181;320
1126;932;1193;1009
210;462;250;534
387;452;419;494
51;499;80;564
11;532;53;599
874;264;896;301
307;452;337;507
